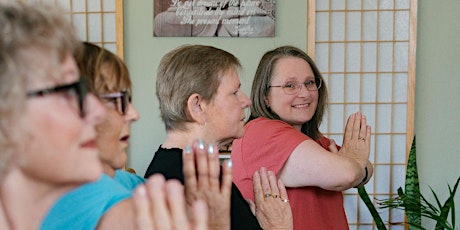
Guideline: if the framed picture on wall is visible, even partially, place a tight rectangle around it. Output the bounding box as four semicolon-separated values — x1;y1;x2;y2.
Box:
153;0;275;37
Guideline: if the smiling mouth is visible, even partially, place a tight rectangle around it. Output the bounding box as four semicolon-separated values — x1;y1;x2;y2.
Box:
292;103;310;108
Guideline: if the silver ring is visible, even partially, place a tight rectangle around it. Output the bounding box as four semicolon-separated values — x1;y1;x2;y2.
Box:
281;199;289;203
264;193;272;198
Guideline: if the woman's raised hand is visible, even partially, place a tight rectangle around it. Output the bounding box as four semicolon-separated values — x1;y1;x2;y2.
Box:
339;112;371;168
182;140;232;230
133;174;208;230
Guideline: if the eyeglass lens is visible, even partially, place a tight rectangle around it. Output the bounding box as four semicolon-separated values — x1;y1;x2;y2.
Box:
100;91;130;115
26;78;89;118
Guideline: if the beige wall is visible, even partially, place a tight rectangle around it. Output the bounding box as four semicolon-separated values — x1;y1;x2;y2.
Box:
124;0;460;227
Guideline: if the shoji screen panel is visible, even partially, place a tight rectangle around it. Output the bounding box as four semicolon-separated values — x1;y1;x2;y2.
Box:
23;0;124;58
308;0;417;229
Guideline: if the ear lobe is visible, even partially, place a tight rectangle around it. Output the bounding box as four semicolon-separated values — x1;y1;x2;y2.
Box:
264;98;269;107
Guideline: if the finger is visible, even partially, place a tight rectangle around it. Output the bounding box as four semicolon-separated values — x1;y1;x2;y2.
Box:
359;114;367;139
343;113;355;141
259;167;272;198
146;174;171;229
207;143;221;191
166;180;189;230
352;112;362;139
221;159;233;199
193;140;210;190
328;139;338;153
133;185;154;230
183;145;198;203
191;200;208;230
253;170;264;205
277;179;289;202
267;171;280;198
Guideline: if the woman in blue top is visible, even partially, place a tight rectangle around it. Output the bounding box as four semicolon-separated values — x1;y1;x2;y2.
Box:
77;42;145;190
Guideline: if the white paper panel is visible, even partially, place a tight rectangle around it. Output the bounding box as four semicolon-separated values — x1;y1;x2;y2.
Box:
363;12;377;41
347;0;361;11
392;104;407;133
329;74;344;103
316;12;329;41
103;13;117;42
362;43;377;72
346;43;360;71
393;74;408;102
395;11;410;40
375;135;391;163
103;0;116;11
363;0;378;10
88;0;101;12
331;12;345;41
72;0;85;12
330;43;345;72
329;104;345;133
331;0;345;10
362;74;377;102
345;74;360;102
376;104;392;133
72;14;87;40
377;74;393;102
379;11;394;40
379;0;394;10
394;42;409;71
378;43;393;72
88;13;102;42
346;12;361;41
375;165;390;193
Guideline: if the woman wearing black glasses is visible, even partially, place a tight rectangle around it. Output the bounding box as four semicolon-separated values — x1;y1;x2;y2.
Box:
231;46;374;230
76;42;144;190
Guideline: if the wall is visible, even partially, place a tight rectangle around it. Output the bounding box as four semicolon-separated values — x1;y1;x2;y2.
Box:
415;0;460;227
124;0;460;227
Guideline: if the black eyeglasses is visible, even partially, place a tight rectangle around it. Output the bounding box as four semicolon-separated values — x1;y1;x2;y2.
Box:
26;78;89;117
99;91;131;115
269;77;322;95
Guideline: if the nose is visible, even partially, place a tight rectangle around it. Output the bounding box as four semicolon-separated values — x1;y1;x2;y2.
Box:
125;102;140;122
84;94;106;125
241;91;252;108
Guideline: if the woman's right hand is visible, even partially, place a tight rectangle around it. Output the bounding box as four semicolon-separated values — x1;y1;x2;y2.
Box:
182;140;232;230
133;174;208;230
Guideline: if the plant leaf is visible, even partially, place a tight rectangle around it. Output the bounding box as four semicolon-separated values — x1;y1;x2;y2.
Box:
405;136;422;228
358;186;387;230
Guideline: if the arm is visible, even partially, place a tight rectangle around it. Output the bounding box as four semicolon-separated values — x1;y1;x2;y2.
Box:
183;140;232;230
250;167;292;230
280;112;372;191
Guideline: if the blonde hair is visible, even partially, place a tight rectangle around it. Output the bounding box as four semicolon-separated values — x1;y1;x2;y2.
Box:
0;2;80;179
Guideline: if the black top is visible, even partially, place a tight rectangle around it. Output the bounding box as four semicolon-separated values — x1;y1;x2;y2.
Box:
145;146;262;230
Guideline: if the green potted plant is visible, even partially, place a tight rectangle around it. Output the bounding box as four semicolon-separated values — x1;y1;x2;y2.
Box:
358;136;460;230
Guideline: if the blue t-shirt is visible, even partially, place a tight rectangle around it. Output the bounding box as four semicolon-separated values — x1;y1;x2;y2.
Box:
113;169;145;191
41;174;131;230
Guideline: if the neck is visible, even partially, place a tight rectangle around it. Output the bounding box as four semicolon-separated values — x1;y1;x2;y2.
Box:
0;168;76;229
103;164;116;177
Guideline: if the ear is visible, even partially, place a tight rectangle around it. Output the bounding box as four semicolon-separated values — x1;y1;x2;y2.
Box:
264;97;270;108
186;93;206;124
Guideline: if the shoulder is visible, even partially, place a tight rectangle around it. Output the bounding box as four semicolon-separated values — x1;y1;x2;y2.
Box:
114;170;145;191
41;175;132;229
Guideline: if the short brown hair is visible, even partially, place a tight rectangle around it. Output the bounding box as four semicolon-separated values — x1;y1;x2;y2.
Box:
156;45;241;131
249;46;328;139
